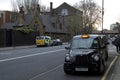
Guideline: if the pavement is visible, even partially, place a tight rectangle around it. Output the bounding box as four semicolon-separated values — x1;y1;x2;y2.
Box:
106;41;120;80
109;52;120;80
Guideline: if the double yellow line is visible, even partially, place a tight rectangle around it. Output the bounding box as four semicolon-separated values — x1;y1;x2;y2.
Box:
101;55;119;80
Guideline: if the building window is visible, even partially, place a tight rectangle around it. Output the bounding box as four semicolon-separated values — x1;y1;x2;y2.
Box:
52;23;55;28
61;9;68;16
59;23;62;29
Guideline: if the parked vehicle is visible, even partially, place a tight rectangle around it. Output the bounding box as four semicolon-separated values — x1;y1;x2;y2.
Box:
36;36;53;47
52;39;62;46
64;34;109;74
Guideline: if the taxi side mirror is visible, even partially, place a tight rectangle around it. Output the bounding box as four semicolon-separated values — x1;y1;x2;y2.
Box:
65;47;70;50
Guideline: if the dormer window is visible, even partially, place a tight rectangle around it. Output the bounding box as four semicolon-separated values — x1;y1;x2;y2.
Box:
61;9;68;16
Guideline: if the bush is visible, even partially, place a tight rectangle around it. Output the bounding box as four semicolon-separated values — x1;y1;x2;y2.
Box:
16;27;34;34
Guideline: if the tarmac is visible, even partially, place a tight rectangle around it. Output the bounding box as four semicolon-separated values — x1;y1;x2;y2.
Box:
0;44;120;80
0;45;36;51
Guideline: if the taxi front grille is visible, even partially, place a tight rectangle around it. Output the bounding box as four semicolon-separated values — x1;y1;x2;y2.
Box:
75;55;89;67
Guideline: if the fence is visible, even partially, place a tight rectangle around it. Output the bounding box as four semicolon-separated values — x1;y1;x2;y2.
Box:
0;29;39;47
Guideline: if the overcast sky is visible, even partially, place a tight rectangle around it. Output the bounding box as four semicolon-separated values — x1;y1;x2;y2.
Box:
0;0;120;30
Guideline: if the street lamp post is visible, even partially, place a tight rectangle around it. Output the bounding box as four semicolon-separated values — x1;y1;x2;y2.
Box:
102;0;104;34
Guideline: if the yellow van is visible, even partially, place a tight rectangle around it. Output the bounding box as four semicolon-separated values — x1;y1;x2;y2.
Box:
36;36;52;47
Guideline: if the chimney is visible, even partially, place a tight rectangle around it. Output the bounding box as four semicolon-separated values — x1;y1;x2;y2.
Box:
50;2;53;13
37;4;40;13
19;6;24;25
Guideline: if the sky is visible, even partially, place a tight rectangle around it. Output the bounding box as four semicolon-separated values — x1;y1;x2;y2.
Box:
0;0;120;30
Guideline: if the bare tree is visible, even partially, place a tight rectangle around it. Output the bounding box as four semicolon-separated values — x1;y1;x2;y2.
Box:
11;0;19;12
73;0;102;33
67;15;83;36
11;0;49;13
40;5;50;12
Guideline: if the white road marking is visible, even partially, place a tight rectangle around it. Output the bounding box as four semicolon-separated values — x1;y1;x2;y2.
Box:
29;64;63;80
0;49;65;62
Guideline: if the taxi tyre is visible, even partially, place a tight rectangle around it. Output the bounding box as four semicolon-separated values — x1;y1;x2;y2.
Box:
64;69;73;75
63;64;75;75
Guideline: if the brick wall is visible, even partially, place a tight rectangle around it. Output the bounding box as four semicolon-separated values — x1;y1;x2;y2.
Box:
0;29;39;47
0;17;3;27
12;30;36;46
0;29;6;47
5;11;11;23
0;11;12;27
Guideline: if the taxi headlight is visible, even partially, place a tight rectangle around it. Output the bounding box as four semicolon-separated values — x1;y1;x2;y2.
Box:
91;54;99;61
65;54;71;62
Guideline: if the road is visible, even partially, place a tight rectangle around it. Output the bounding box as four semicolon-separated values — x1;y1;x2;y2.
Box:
0;44;118;80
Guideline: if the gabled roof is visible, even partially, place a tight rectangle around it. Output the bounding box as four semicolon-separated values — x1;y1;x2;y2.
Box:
1;2;80;34
14;11;35;26
1;12;35;29
40;14;67;33
24;12;35;25
54;2;82;15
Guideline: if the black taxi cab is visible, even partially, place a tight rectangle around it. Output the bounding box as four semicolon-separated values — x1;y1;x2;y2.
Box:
64;34;109;74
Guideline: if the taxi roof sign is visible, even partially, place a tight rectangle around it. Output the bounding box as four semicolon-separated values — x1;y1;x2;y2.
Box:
81;35;89;38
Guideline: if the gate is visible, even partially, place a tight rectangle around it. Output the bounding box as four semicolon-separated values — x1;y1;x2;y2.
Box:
6;29;12;47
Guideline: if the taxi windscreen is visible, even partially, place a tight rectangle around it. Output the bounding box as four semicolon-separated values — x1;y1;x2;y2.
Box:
71;38;98;49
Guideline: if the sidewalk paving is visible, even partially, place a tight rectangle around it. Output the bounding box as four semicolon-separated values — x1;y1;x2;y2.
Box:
107;44;120;80
110;53;120;80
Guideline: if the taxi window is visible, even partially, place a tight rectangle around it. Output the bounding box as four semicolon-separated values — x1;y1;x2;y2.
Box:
71;37;100;49
71;38;93;49
91;39;98;48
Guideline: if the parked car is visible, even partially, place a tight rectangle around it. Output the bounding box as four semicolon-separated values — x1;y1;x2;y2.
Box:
64;34;109;74
52;39;62;46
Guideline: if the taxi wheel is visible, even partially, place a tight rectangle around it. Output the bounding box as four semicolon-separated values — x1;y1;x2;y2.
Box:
63;65;74;75
64;69;75;75
64;69;72;74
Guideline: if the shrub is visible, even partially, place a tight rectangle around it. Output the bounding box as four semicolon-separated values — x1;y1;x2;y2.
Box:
16;27;34;34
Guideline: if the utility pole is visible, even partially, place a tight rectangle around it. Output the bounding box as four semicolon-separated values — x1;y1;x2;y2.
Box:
102;0;104;34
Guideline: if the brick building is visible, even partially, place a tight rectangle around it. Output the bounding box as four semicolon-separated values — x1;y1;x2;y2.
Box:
0;2;83;47
0;11;12;27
